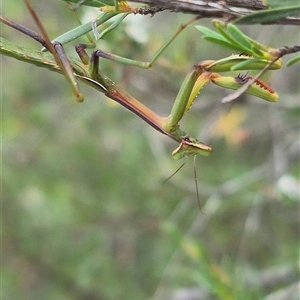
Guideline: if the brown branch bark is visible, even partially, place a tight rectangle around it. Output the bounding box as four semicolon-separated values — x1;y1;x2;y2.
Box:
129;0;300;25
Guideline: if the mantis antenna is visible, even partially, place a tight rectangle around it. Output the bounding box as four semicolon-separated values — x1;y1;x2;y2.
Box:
162;162;186;186
193;155;202;212
163;157;203;211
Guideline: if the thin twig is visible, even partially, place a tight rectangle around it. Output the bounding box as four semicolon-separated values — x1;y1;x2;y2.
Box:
130;0;300;25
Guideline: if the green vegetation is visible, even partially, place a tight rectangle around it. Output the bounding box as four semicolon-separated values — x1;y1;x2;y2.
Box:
2;1;299;299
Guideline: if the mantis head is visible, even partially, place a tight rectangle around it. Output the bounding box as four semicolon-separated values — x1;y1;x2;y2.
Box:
172;137;212;160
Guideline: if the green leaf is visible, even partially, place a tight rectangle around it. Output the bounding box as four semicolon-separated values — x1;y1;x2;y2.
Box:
234;6;300;24
195;25;227;42
286;55;300;66
250;44;264;57
230;58;264;70
61;0;116;8
226;23;253;52
97;13;128;40
195;25;249;52
202;37;245;53
213;21;242;49
263;0;300;7
197;23;259;56
42;12;117;49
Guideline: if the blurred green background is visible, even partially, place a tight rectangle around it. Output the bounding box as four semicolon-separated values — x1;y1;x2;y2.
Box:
2;1;299;299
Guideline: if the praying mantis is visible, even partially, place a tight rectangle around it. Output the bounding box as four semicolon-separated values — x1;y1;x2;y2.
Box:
1;0;283;162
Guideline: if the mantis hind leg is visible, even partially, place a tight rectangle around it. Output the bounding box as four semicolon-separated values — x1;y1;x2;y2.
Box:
83;16;201;69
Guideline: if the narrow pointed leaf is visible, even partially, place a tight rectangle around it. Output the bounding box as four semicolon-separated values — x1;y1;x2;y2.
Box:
227;24;253;52
230;58;264;70
213;21;243;49
250;44;265;58
234;6;300;24
286;55;300;66
42;12;117;50
202;37;245;52
97;13;128;40
195;25;227;42
263;0;300;7
61;0;115;7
